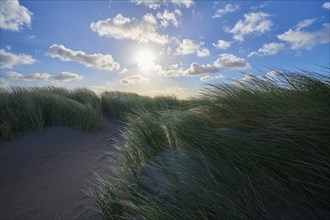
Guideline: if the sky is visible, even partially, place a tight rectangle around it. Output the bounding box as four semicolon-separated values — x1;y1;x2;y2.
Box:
0;0;329;98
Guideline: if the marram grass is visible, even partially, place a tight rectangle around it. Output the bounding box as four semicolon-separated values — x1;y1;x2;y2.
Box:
0;87;182;141
0;87;103;140
101;91;181;118
91;70;330;220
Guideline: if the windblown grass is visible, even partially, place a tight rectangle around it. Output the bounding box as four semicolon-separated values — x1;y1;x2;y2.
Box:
0;88;181;140
0;87;102;140
92;70;330;219
101;91;181;118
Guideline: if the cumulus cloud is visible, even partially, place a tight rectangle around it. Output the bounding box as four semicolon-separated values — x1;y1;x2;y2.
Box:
4;71;83;82
228;12;273;41
213;53;250;69
47;44;120;71
90;13;169;45
52;72;83;81
175;39;210;57
213;40;231;50
238;73;255;83
295;18;316;30
170;0;193;8
131;0;193;9
212;4;239;18
0;49;36;69
155;62;219;77
120;74;150;85
24;73;51;80
157;9;181;28
322;2;330;9
248;42;285;57
185;62;218;75
266;70;279;78
277;23;330;50
200;75;214;81
3;71;24;79
0;0;32;31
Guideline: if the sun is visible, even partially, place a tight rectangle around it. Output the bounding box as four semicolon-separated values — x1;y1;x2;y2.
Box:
135;49;155;72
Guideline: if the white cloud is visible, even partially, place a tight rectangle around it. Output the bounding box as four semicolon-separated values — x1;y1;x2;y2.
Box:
4;71;50;81
24;73;51;80
228;12;273;41
27;34;36;39
52;72;83;82
154;64;184;77
200;75;214;81
277;23;330;50
185;62;218;75
266;70;279;78
322;2;330;9
119;68;128;74
170;0;193;8
213;40;231;50
90;13;169;45
248;42;285;57
3;71;82;82
47;44;120;71
155;62;219;77
3;71;23;79
250;2;270;10
213;53;250;69
131;0;193;9
0;49;36;69
238;73;255;83
131;0;160;9
212;4;239;18
0;0;32;31
120;74;150;85
295;18;316;30
237;73;267;85
175;39;210;57
5;45;12;51
157;9;181;28
0;79;9;88
106;81;115;85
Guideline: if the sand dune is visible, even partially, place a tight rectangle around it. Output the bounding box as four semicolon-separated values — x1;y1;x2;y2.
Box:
0;119;123;220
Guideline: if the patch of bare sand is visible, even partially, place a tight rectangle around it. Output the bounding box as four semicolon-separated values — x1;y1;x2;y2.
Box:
0;119;123;220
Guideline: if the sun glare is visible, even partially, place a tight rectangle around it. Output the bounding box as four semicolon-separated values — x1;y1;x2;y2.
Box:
136;49;155;72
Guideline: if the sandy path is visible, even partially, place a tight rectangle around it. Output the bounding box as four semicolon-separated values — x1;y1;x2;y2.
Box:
0;120;123;220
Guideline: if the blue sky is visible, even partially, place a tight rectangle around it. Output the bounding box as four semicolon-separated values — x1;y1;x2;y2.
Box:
1;0;329;98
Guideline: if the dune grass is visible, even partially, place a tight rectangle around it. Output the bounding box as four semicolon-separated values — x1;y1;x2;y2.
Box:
1;69;329;218
91;70;330;219
0;87;103;141
0;88;182;141
101;91;181;119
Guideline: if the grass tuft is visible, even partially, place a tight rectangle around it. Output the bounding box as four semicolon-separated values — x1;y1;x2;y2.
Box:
93;70;330;219
0;87;103;140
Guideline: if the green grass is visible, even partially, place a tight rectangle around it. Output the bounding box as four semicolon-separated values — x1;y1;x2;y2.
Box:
0;88;182;141
1;70;329;219
0;87;103;140
91;70;330;219
101;91;181;118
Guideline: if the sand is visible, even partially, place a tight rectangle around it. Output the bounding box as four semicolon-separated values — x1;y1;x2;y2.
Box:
0;119;123;220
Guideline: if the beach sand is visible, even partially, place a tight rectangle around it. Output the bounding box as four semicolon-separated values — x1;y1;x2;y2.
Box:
0;119;123;220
